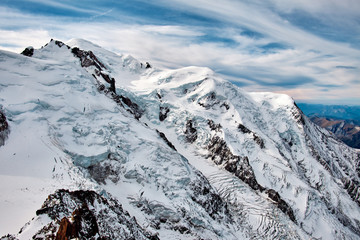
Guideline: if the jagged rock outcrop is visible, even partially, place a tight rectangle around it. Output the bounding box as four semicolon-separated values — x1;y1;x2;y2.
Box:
198;92;219;109
207;135;296;222
238;124;265;149
31;189;159;240
343;178;360;206
0;108;9;147
20;46;34;57
71;47;106;70
184;120;197;143
156;130;177;151
189;172;231;220
207;135;262;191
207;119;222;132
159;106;170;121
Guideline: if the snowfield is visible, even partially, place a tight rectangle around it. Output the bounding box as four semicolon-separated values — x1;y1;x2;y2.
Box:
0;39;359;239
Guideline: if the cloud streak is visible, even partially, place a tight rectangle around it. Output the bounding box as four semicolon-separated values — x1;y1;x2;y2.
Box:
0;1;359;105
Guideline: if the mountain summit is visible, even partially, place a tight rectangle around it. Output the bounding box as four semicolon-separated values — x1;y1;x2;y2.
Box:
0;39;359;239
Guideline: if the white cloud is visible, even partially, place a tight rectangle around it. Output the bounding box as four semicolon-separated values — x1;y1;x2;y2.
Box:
269;0;360;16
0;1;359;104
0;29;51;52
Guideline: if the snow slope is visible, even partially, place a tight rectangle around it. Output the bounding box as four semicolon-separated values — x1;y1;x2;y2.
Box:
0;39;359;239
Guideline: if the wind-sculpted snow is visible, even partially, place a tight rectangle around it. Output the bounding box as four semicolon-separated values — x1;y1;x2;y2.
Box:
1;39;360;239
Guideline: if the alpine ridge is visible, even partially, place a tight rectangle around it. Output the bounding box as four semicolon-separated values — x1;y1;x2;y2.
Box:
0;39;359;239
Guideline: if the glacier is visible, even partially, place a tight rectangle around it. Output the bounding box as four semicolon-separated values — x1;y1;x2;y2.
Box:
0;39;359;239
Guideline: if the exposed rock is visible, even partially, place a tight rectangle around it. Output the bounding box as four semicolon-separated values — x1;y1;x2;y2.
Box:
292;104;306;125
207;136;262;191
0;108;9;147
20;46;34;57
207;135;296;222
159;106;170;122
109;78;116;94
207;119;222;132
71;47;106;70
198;92;219;109
0;234;18;240
33;189;159;240
220;102;230;110
156;130;176;151
253;134;265;149
265;189;296;223
189;172;231;220
342;178;360;206
184;120;197;143
54;40;70;49
238;124;265;148
95;80;143;120
119;95;143;120
238;124;251;134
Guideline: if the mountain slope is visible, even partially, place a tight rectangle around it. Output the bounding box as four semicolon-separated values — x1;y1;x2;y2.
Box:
309;116;360;149
0;39;359;239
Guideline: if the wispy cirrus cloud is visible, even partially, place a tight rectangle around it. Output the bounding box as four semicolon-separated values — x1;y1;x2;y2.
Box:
0;0;359;105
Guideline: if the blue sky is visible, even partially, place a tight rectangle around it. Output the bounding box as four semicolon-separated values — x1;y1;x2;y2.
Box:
0;0;359;105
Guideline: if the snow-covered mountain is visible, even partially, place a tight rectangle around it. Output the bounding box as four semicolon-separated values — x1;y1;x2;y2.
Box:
0;39;359;240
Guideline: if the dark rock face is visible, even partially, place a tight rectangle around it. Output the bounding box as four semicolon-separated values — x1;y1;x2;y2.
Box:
159;106;170;121
265;189;296;223
96;80;143;120
198;92;219;109
20;46;34;57
207;119;222;132
0;234;18;240
0;109;9;147
119;95;143;120
184;120;197;143
292;104;306;126
66;40;146;120
206;135;296;223
54;40;70;49
238;124;251;134
343;178;360;207
207;135;262;191
156;130;177;151
189;172;231;220
238;124;265;149
71;47;106;70
32;189;159;240
253;135;265;149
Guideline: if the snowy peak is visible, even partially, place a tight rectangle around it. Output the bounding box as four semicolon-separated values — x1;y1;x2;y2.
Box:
1;39;360;239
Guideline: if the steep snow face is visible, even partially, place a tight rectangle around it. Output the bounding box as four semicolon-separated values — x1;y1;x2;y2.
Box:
131;63;360;238
0;39;359;239
0;40;237;240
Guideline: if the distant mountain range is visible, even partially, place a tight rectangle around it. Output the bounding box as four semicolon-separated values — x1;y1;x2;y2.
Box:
297;103;360;149
297;103;360;120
